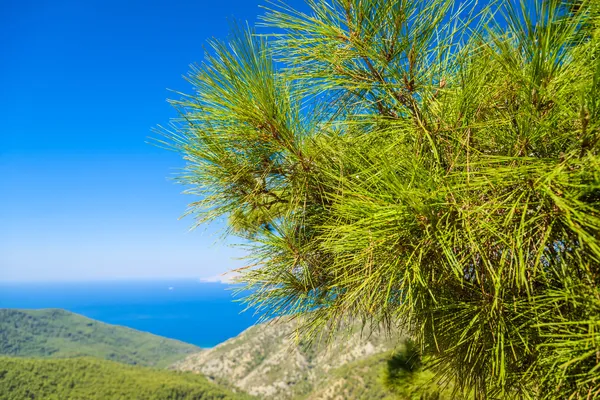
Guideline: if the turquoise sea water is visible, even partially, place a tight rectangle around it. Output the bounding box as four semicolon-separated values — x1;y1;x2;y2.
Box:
0;280;258;348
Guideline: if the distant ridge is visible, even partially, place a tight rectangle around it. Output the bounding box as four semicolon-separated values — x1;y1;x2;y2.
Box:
198;273;239;284
0;308;199;367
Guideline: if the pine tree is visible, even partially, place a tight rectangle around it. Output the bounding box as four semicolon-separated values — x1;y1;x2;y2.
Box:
162;1;600;398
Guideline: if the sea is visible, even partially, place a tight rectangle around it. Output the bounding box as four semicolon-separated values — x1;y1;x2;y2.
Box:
0;279;259;348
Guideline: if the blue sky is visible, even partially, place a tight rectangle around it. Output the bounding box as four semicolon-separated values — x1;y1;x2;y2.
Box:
0;0;306;281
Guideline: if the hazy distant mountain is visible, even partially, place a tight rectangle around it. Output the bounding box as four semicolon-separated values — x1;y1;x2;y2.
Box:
0;308;199;367
172;317;403;399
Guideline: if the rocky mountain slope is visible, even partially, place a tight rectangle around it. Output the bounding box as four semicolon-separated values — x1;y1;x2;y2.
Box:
172;317;403;399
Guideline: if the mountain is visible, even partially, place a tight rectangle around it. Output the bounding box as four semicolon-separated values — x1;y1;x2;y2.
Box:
0;308;451;399
0;308;199;367
172;317;403;399
0;356;252;400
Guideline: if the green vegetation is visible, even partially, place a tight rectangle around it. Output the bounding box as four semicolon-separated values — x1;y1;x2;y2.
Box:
381;341;454;400
308;347;454;400
0;309;199;367
309;351;398;400
0;356;251;400
164;0;600;398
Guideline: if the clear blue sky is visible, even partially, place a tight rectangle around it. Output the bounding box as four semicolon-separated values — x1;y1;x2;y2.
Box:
0;0;306;282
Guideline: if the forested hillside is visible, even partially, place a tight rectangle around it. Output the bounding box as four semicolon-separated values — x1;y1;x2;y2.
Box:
0;309;199;367
0;356;252;400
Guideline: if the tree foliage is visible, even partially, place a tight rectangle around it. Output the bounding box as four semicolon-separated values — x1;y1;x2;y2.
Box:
163;0;600;398
381;339;454;400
